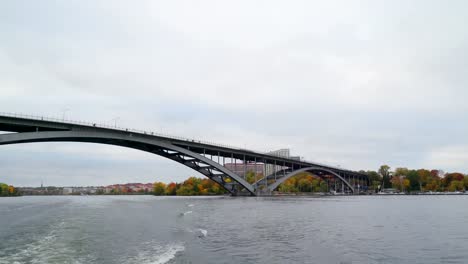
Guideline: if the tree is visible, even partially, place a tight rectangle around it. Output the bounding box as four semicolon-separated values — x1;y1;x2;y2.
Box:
311;178;321;192
378;165;392;189
319;181;328;193
165;182;177;195
245;171;257;184
391;176;404;192
417;169;432;191
278;178;297;193
448;180;464;192
297;177;313;192
176;185;193;196
210;183;221;194
444;173;465;189
394;168;409;177
0;183;9;196
0;183;18;196
153;182;166;195
425;176;442;192
365;171;382;192
8;185;14;194
406;170;420;192
402;179;410;192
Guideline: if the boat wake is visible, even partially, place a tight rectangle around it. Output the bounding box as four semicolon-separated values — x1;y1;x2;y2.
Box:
197;229;208;238
130;242;185;264
0;220;93;264
179;210;193;217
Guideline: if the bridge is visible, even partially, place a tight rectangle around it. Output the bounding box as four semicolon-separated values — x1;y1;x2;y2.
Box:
0;113;369;196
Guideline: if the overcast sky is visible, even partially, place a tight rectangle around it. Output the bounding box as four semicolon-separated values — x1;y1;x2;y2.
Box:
1;0;468;186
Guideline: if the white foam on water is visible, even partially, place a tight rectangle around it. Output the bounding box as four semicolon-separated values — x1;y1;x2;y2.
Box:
187;204;195;207
179;210;193;217
197;229;208;238
0;220;94;264
130;242;185;264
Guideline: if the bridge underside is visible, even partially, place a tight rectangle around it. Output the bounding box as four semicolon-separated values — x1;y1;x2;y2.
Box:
0;131;258;195
0;116;369;196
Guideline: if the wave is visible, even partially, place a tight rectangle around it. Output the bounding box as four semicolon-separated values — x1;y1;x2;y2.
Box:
0;220;93;264
197;229;208;238
130;242;185;264
179;211;193;217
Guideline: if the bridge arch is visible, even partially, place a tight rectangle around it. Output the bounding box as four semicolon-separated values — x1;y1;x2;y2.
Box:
0;131;255;195
267;167;355;193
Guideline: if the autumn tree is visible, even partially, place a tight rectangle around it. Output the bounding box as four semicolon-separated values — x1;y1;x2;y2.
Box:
394;168;409;177
165;182;177;195
245;171;257;184
153;182;166;195
448;180;464;192
8;185;15;195
0;183;18;196
391;176;404;192
443;173;465;189
278;178;298;193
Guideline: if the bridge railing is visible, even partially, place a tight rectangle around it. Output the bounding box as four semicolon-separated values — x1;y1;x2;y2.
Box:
0;111;254;151
0;111;356;173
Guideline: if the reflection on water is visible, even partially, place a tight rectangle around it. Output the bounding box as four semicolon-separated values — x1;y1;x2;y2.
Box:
1;195;468;264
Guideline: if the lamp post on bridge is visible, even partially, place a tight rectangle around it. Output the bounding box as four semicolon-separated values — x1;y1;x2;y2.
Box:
111;117;120;128
61;108;70;121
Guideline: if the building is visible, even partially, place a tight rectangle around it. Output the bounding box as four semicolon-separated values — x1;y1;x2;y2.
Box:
264;149;291;177
223;149;300;178
62;187;73;195
224;162;264;177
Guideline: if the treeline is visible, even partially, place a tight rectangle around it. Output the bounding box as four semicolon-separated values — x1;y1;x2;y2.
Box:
0;183;19;197
278;172;329;193
153;177;226;196
361;165;468;193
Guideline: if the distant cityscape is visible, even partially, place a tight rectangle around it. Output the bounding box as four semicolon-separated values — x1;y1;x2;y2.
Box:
17;183;155;196
17;148;298;196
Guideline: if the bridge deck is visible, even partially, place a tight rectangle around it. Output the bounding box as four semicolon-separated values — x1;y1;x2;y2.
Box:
0;112;369;196
0;113;365;178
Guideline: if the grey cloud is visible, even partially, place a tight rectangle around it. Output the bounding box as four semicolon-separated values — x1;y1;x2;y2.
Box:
1;0;468;186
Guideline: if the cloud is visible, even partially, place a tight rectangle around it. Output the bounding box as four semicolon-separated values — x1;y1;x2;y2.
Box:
1;0;468;185
422;145;468;172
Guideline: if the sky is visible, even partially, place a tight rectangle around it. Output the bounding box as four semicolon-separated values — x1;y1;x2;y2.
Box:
1;0;468;186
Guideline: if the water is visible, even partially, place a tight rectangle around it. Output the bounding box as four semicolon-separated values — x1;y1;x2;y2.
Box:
1;195;468;264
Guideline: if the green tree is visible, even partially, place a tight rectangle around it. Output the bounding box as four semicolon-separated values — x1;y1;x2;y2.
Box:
0;183;9;196
406;170;420;192
245;171;256;184
394;168;409;177
153;182;166;195
448;180;464;192
278;178;298;193
319;181;328;193
297;178;313;192
176;185;193;196
378;165;392;189
365;171;382;192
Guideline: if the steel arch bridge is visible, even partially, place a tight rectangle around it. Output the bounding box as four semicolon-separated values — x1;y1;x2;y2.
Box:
0;113;369;196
